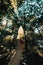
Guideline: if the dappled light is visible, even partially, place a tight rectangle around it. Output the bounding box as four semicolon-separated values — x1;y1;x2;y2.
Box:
0;0;43;65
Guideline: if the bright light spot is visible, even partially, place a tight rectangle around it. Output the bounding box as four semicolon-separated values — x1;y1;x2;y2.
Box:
0;1;1;3
3;35;14;41
2;20;6;25
5;28;12;33
32;2;36;5
17;26;24;39
39;25;43;35
38;40;43;48
7;20;12;27
1;16;7;25
22;62;26;65
10;0;18;16
0;32;1;34
34;28;39;34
